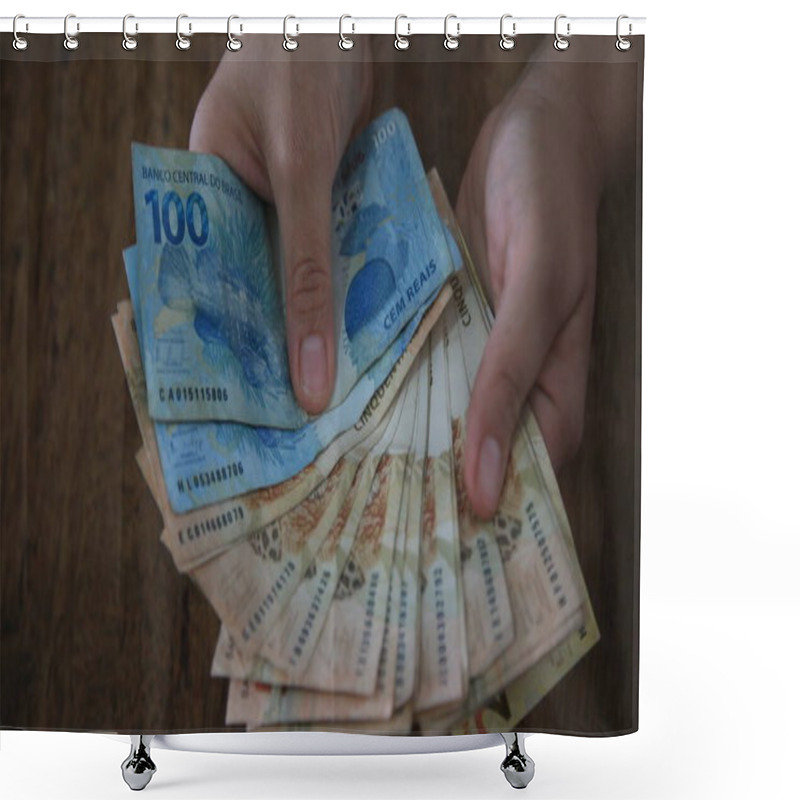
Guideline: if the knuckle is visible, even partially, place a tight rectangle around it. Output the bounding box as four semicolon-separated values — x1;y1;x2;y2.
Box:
482;362;528;435
289;260;332;321
270;126;335;187
494;363;528;414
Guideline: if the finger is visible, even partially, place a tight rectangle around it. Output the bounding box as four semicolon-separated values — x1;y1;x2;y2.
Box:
188;70;273;200
528;282;595;472
271;169;336;415
464;257;571;519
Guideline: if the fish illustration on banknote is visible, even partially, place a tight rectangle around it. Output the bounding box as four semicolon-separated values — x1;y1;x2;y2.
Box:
158;243;288;391
131;108;454;428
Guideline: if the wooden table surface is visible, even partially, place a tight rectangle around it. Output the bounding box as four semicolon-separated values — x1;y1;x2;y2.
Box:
1;35;641;734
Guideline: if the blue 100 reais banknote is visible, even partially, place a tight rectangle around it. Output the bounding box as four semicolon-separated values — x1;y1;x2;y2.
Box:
131;108;454;429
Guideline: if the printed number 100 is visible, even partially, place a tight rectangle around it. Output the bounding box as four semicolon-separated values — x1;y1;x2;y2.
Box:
144;190;209;246
372;119;397;151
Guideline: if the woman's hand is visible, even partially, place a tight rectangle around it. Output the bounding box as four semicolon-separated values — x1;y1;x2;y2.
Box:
190;38;373;414
457;64;605;519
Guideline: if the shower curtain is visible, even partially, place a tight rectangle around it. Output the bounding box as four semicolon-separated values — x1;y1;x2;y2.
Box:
0;27;643;738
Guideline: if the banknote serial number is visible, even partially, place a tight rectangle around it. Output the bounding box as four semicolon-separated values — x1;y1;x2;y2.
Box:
242;562;296;643
355;572;381;677
433;565;449;685
160;384;229;403
291;567;333;666
526;501;569;610
177;505;245;545
176;461;244;494
477;537;505;643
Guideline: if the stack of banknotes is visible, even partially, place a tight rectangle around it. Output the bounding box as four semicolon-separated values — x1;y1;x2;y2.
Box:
113;109;599;734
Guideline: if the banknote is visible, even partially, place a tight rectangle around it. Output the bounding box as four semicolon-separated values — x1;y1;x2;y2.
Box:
414;319;469;712
392;343;429;710
453;242;600;732
353;362;425;715
209;446;384;686
113;265;451;528
116;281;451;573
211;372;413;686
404;177;593;729
441;303;515;679
131;108;457;428
120;160;599;735
226;679;414;734
193;458;349;659
431;278;585;726
245;375;423;726
154;289;443;513
296;364;422;698
130;386;401;665
422;174;516;680
452;614;599;735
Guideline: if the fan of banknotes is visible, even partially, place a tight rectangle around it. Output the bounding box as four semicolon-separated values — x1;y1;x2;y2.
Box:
113;109;599;734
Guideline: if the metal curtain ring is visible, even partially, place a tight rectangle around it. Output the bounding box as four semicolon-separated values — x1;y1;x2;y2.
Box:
227;15;242;51
339;14;354;50
122;14;137;51
444;14;460;51
554;14;570;51
64;13;79;51
616;14;632;51
394;15;410;50
499;14;516;50
176;14;191;50
283;15;299;51
12;14;28;51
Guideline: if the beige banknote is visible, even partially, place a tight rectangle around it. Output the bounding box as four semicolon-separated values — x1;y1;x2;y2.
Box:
253;382;410;676
392;345;429;711
132;376;407;671
112;278;453;573
209;376;412;687
226;679;414;734
414;319;469;712
207;450;380;687
246;371;424;725
291;365;422;699
450;273;585;693
441;302;515;679
408;174;597;732
137;431;354;659
434;201;594;730
355;350;428;718
455;253;600;733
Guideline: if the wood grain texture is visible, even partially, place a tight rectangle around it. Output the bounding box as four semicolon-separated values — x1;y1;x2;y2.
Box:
1;34;641;734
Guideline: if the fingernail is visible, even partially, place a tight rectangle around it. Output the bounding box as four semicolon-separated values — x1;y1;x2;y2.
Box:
300;334;328;402
478;436;504;512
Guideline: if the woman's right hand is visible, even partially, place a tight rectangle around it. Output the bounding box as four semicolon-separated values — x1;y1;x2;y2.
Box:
190;37;373;415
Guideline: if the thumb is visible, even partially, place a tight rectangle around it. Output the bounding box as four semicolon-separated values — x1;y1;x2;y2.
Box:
464;268;561;519
272;171;336;415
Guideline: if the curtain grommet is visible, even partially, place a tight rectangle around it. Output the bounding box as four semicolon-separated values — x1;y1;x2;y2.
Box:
64;13;79;51
283;15;299;51
616;15;632;51
444;14;460;51
176;14;191;51
499;14;516;50
12;14;28;51
339;14;355;50
227;15;243;52
554;14;570;51
122;14;138;51
394;15;410;50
